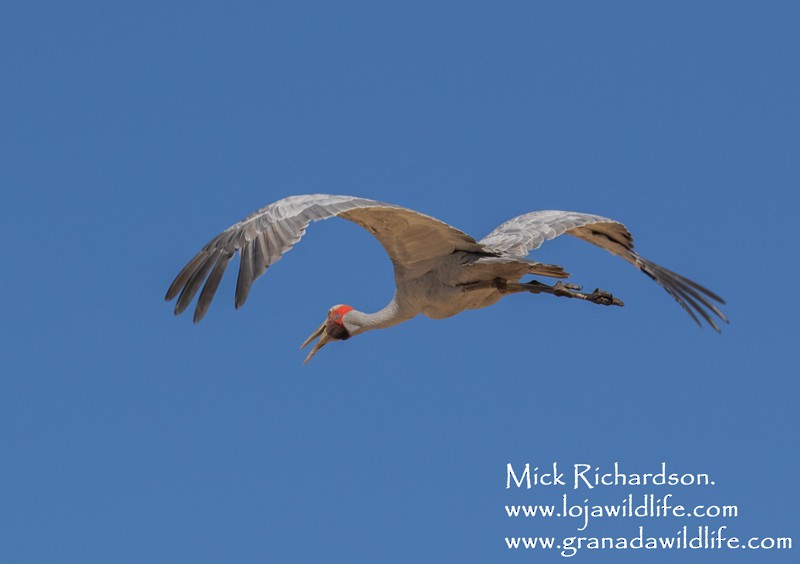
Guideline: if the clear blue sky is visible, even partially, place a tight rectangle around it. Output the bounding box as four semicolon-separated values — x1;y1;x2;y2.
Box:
2;2;798;562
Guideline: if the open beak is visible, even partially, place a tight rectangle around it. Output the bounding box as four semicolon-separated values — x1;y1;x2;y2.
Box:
300;320;332;364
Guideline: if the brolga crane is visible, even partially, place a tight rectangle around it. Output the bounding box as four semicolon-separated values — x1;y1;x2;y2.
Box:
166;194;727;363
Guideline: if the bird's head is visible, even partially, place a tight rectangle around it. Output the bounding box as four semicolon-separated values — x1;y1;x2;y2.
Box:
300;304;358;364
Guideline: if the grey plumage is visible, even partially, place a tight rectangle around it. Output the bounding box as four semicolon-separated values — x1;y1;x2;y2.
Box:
480;210;727;330
166;194;727;360
166;194;484;322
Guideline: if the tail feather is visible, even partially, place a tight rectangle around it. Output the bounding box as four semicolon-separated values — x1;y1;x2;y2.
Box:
528;261;569;279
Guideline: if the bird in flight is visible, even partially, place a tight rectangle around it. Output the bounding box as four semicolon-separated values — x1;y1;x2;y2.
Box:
166;194;727;363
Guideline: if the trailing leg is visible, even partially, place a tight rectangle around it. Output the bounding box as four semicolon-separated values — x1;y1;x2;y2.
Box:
507;280;624;307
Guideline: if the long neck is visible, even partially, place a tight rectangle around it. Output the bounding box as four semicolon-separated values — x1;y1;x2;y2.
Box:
350;293;416;333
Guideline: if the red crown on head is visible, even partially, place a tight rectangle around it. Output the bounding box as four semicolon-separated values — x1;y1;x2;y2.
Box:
329;305;354;326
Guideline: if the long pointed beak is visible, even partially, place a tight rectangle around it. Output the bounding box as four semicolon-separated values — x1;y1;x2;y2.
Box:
300;321;331;364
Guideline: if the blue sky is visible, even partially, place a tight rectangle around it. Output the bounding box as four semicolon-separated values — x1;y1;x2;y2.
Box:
2;1;798;562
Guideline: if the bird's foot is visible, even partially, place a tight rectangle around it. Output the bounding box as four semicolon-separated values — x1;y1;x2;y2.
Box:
585;288;624;307
519;280;623;307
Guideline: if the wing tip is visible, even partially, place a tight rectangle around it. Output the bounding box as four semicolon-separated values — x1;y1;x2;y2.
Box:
636;258;729;332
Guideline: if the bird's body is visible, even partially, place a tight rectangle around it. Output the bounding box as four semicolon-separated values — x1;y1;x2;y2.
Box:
402;253;498;319
166;194;727;362
390;252;553;319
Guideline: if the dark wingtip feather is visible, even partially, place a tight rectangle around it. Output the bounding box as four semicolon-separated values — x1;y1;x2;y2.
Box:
165;251;208;302
193;251;233;323
670;284;721;332
235;241;255;309
638;258;728;331
173;250;220;316
670;273;729;326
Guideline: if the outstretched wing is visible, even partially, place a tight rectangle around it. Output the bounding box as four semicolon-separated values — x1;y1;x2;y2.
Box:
165;194;483;322
480;210;728;331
